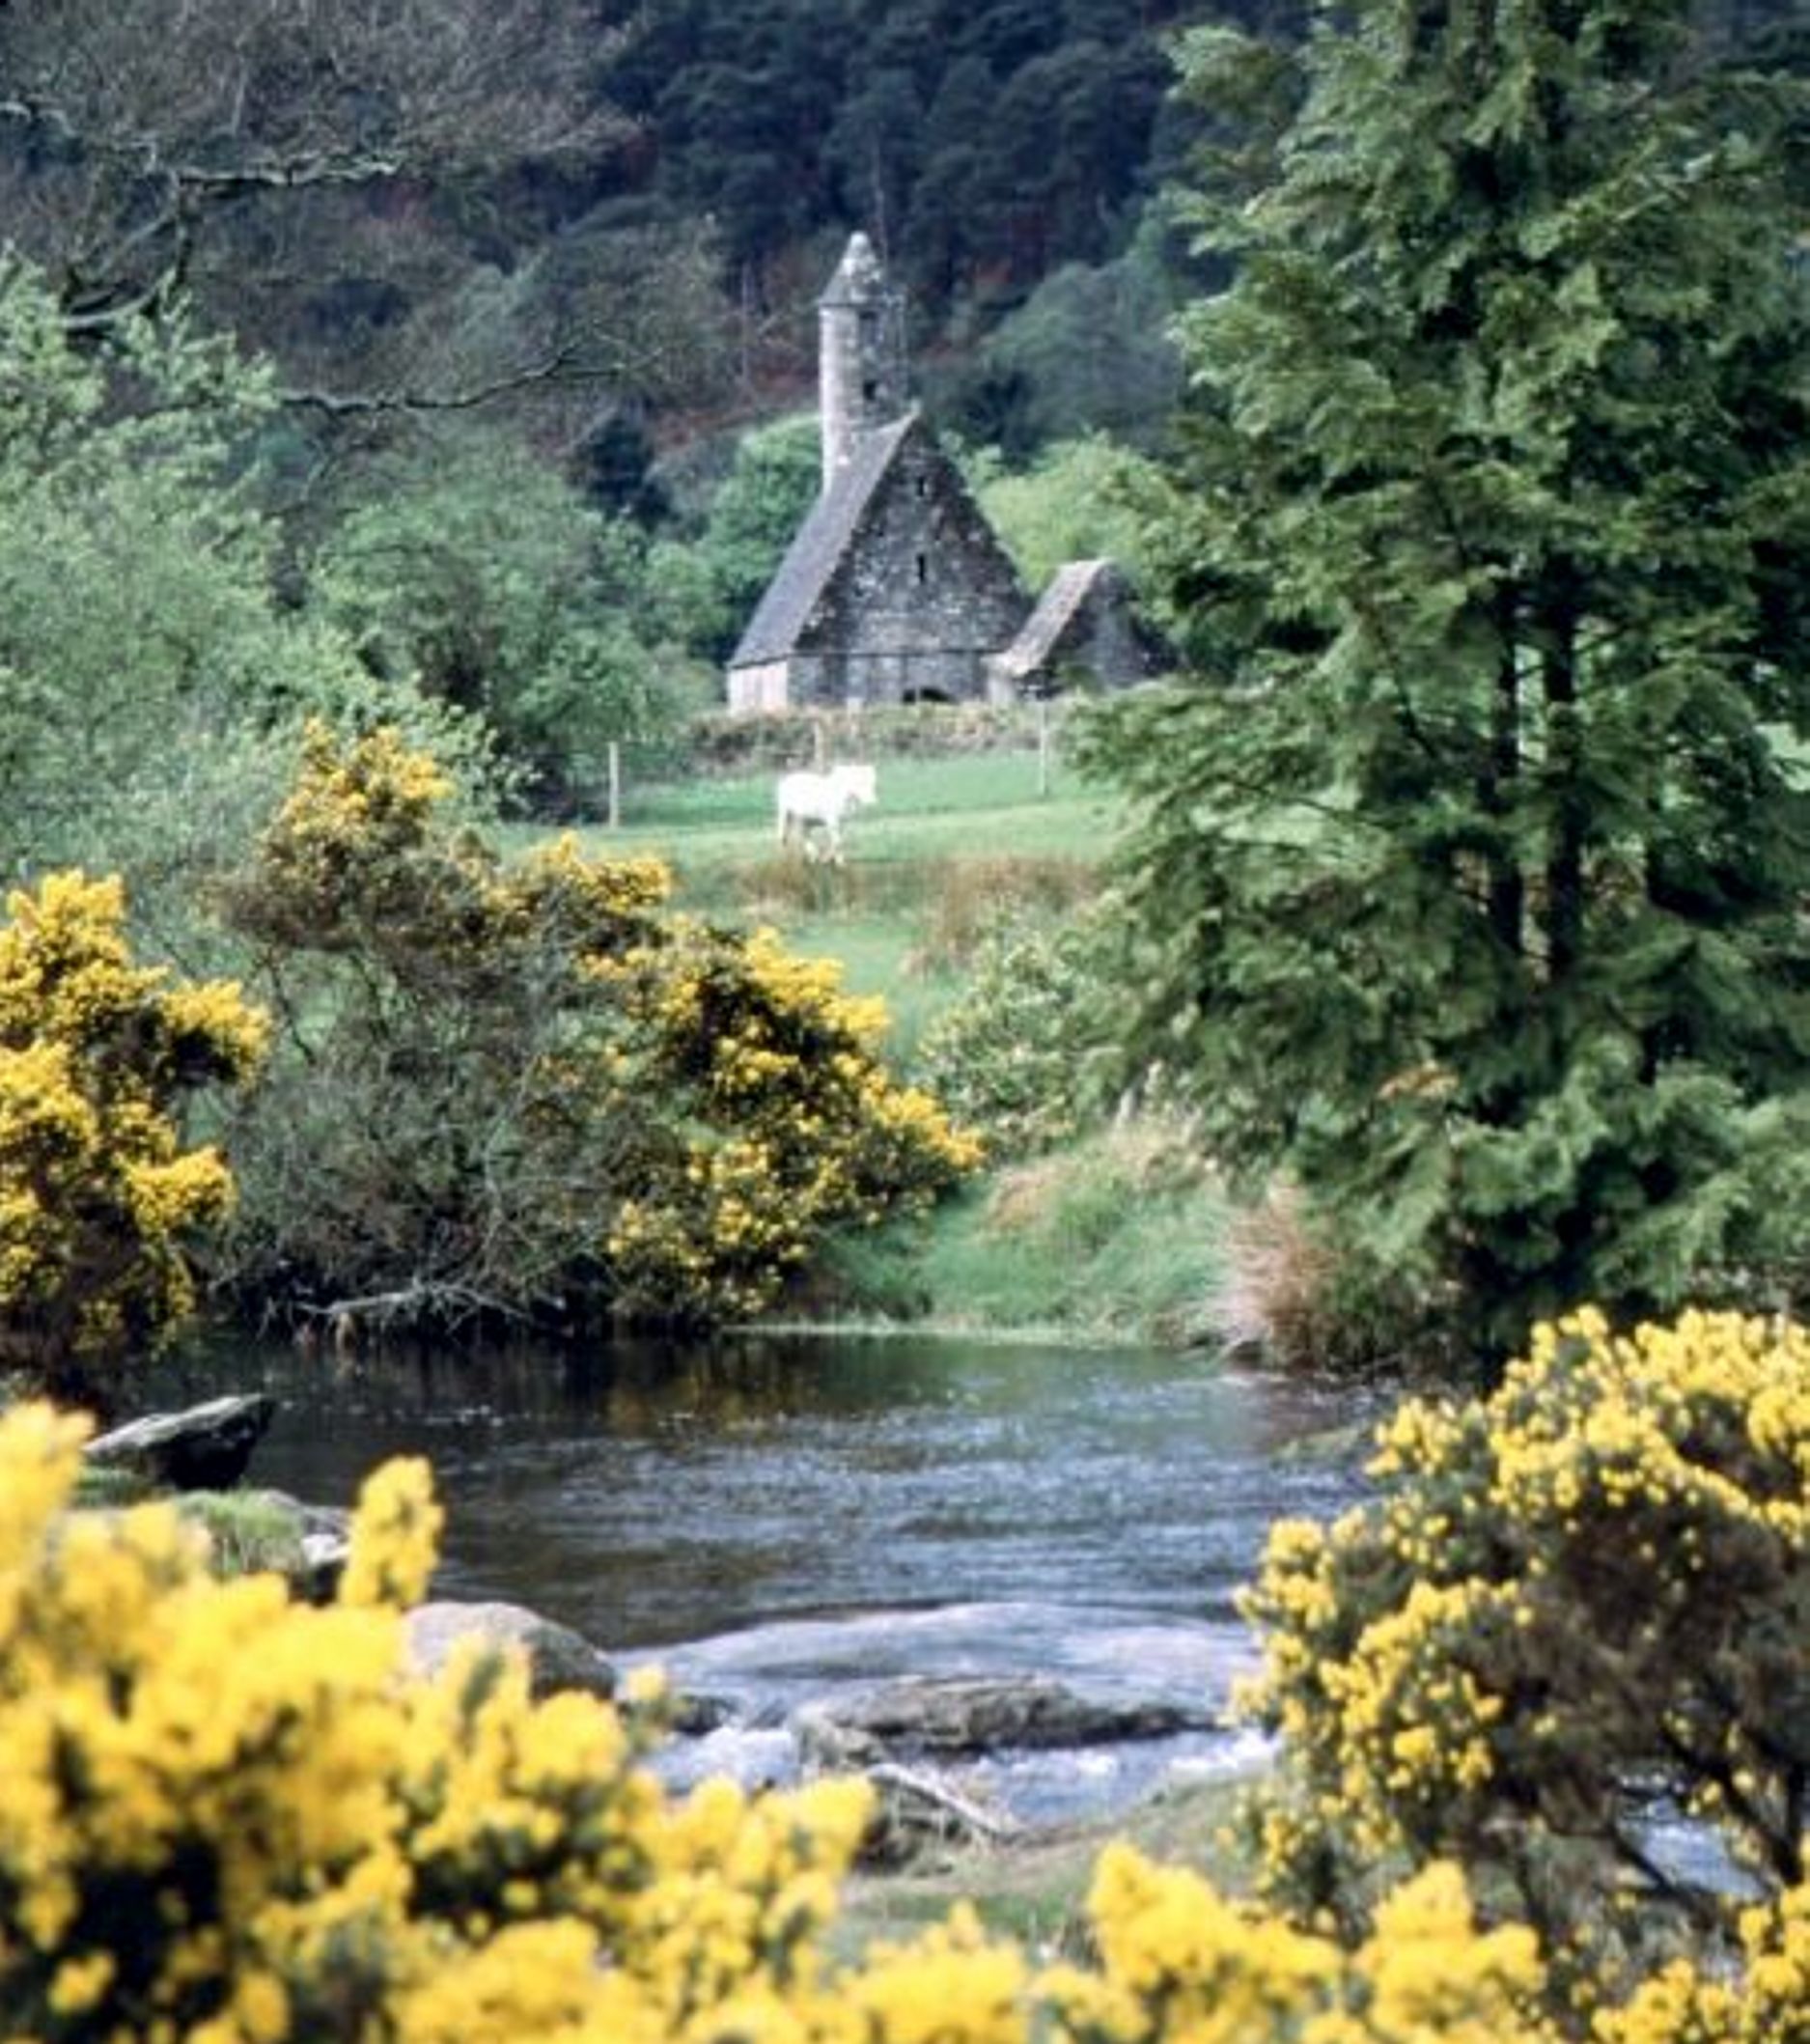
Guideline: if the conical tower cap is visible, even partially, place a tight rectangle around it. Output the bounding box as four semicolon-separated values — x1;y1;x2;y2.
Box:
820;232;889;307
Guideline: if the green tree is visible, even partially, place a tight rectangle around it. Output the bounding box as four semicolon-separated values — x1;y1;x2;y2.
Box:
1083;3;1810;1363
974;435;1165;592
0;0;628;366
652;412;821;663
0;262;278;887
0;259;503;966
308;434;679;810
969;40;1172;286
957;234;1183;457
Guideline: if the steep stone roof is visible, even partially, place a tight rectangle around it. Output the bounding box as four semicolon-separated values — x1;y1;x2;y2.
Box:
990;559;1116;682
729;413;918;668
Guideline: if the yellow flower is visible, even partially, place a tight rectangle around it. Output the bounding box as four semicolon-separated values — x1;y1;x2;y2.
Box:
340;1457;444;1610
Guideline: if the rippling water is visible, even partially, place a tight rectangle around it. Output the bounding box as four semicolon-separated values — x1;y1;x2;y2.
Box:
156;1330;1378;1819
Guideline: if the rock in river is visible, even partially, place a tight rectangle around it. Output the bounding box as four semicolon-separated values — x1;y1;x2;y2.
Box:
403;1600;618;1702
84;1393;276;1492
792;1674;1209;1771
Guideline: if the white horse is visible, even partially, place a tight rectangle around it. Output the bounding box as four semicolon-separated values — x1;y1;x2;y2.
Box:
776;762;877;861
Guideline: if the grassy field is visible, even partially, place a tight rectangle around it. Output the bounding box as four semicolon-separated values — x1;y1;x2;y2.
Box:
563;749;1121;1060
602;748;1118;865
525;746;1229;1349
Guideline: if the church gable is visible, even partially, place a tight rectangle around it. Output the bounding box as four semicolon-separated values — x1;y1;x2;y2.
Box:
727;411;1030;712
729;417;911;675
987;558;1170;694
802;420;1028;703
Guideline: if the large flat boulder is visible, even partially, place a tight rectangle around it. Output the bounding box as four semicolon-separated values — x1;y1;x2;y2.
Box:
84;1393;275;1492
403;1600;618;1702
792;1675;1204;1771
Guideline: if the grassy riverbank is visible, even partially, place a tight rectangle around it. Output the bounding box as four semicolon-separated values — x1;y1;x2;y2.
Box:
815;1120;1234;1350
835;1775;1254;1960
560;748;1232;1349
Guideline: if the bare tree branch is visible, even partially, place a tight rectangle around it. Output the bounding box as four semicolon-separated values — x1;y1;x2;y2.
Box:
273;331;694;418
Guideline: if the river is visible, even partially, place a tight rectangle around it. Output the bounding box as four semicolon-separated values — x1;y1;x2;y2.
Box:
157;1331;1380;1823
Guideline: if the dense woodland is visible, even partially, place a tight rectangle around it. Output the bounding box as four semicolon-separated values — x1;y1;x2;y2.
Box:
0;1;1225;451
2;1;1802;482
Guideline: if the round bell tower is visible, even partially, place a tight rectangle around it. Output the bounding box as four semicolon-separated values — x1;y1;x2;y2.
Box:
818;232;907;490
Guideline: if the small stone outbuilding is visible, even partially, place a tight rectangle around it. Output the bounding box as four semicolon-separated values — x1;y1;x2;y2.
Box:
727;235;1163;715
985;558;1169;697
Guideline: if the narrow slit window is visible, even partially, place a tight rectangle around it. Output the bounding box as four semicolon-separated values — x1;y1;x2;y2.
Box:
915;552;929;584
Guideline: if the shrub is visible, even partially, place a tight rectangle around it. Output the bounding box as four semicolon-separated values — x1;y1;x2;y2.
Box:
1204;1185;1372;1372
174;1491;309;1582
1239;1306;1810;2003
914;909;1115;1160
217;724;979;1330
0;1401;873;2041
680;701;1054;776
0;1397;1599;2044
1597;1881;1810;2044
604;923;982;1320
0;872;266;1402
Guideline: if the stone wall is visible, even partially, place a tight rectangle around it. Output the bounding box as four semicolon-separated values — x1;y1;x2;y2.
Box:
684;701;1063;773
798;439;1026;708
727;659;790;715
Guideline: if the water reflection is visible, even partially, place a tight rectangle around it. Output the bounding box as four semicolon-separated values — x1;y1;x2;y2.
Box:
155;1330;1376;1658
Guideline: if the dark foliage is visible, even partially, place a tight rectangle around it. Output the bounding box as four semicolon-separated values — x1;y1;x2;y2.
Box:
1084;0;1810;1366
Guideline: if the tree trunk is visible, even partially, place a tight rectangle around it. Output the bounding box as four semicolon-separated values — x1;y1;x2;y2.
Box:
1486;588;1525;958
1542;574;1585;983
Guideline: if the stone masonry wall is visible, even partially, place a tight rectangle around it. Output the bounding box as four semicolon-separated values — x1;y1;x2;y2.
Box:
797;441;1026;708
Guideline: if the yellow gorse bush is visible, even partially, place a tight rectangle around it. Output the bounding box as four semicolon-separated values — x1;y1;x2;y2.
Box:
225;723;978;1327
606;920;982;1319
0;1400;855;2042
1595;1872;1810;2044
0;1400;1608;2044
1239;1306;1810;2002
0;871;265;1391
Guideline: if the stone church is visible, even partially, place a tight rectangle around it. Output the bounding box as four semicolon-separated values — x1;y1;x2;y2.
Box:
726;234;1165;714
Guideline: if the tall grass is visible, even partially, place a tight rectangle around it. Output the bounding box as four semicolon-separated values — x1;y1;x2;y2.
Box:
894;1116;1231;1349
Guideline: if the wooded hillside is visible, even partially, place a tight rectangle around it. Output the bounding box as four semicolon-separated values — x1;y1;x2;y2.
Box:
2;0;1798;485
